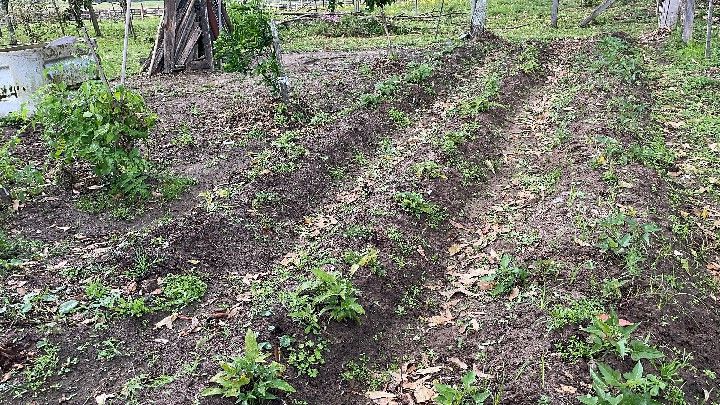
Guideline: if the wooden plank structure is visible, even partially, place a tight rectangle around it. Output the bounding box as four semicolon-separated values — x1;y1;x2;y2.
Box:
145;0;230;75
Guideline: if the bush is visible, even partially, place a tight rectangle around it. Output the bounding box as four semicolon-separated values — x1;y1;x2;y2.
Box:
33;81;156;200
215;0;280;90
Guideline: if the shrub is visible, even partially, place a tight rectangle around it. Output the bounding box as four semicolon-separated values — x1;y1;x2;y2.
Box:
33;81;156;200
202;329;295;402
292;268;365;324
215;0;280;90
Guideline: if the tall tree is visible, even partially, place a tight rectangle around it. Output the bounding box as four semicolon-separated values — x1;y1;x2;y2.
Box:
682;0;696;42
469;0;487;37
551;0;560;28
0;0;17;45
659;0;682;29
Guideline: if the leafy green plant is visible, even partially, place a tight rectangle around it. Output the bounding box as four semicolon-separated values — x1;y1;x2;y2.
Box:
548;298;604;330
287;338;327;378
484;254;528;297
434;371;491;405
596;211;659;274
160;274;207;309
296;268;365;323
33;81;156;199
456;75;502;116
388;108;411;127
202;329;295;403
395;191;446;228
581;312;663;361
413;161;446;179
0;137;43;203
578;362;667;405
405;62;434;84
591;36;644;84
214;0;275;83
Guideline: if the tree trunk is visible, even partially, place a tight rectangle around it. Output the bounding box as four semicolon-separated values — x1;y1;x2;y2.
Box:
579;0;617;27
682;0;696;42
87;2;102;37
469;0;487;37
1;0;17;46
551;0;560;28
706;0;713;57
659;0;682;29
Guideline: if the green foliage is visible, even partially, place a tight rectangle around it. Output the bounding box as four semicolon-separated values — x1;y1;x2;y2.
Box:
578;362;667;405
215;0;271;74
215;0;281;91
591;36;644;84
581;312;663;361
434;371;491;405
404;62;434;83
596;211;659;275
388;108;411;127
22;340;61;392
456;75;502;116
0;137;43;203
413;160;446;179
548;298;604;330
309;15;406;38
395;191;446;228
287;338;327;378
201;329;295;403
292;268;365;324
161;274;207;309
518;45;541;74
33;81;156;199
485;254;527;297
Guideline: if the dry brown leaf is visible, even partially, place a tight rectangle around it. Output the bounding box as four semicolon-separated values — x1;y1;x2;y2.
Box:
365;391;396;400
415;366;443;375
414;385;437;403
447;357;468;370
448;244;462;256
508;287;520;300
427;311;453;327
556;385;577;394
95;393;115;405
154;313;178;329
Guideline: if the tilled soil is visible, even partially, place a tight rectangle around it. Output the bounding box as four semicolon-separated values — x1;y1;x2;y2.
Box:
1;34;719;405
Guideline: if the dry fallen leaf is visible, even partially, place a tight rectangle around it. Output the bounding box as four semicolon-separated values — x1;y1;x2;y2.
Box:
154;313;178;329
448;244;462;256
508;287;520;301
557;384;577;394
95;393;115;405
426;311;453;327
447;357;468;370
365;391;396;400
415;366;444;375
414;385;437;403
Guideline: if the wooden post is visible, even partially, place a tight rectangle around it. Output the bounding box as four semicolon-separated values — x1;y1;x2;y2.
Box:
551;0;560;28
121;0;132;85
682;0;696;42
579;0;617;27
434;0;445;40
269;20;290;104
706;0;714;57
140;3;146;19
87;3;102;36
163;0;176;73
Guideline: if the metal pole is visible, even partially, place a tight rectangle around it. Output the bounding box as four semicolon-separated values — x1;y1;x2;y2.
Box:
121;0;132;85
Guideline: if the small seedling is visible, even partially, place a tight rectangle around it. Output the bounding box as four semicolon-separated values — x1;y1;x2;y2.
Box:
434;371;491;405
395;192;446;228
